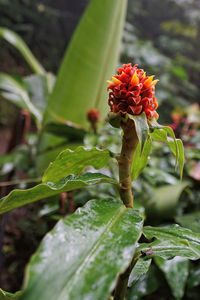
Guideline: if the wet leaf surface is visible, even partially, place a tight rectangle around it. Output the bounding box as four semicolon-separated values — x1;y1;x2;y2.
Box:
19;199;143;300
0;173;117;214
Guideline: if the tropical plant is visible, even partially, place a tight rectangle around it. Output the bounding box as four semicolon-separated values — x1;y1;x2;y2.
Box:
1;62;199;300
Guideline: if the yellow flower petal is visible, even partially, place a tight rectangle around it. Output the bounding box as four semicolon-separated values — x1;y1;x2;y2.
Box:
107;80;113;85
112;77;122;85
152;79;159;86
144;75;154;87
131;72;139;86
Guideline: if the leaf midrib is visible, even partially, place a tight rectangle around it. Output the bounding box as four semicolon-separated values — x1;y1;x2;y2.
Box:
57;205;127;299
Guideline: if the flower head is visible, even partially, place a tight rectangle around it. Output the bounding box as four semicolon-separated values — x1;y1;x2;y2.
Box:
87;108;100;124
107;63;159;120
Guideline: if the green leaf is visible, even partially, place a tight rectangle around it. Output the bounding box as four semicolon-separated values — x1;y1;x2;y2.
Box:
129;113;149;153
24;74;54;112
128;257;152;287
44;122;87;141
139;225;200;260
0;73;42;126
43;0;127;126
150;121;184;178
19;199;143;300
143;182;188;219
176;211;200;233
127;265;159;300
187;265;200;288
0;289;21;299
0;173;117;214
131;138;152;180
177;138;184;179
0;27;45;75
42;146;112;183
155;256;189;300
150;127;178;164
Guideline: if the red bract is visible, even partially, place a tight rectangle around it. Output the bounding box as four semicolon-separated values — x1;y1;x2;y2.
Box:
107;63;159;121
87;108;100;124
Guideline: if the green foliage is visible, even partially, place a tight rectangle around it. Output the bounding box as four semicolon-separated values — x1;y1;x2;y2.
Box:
0;289;21;300
0;173;117;215
176;212;200;233
155;256;189;300
19;199;143;300
0;27;45;75
42;147;112;183
129;113;149;153
44;0;127;127
140;225;200;260
131;138;152;180
150;120;184;178
127;265;159;300
0;73;42;126
128;257;152;287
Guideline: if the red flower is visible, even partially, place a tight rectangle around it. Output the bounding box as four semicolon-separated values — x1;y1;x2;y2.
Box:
87;108;100;124
107;63;159;121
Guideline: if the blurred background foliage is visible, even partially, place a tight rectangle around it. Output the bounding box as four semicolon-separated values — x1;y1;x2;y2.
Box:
0;0;200;299
0;0;200;125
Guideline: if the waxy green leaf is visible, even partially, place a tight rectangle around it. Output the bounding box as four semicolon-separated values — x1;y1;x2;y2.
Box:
128;257;152;287
129;112;149;153
127;265;159;300
131;138;152;180
42;147;112;183
139;225;200;260
0;173;117;214
19;199;143;300
150;125;184;179
155;256;189;300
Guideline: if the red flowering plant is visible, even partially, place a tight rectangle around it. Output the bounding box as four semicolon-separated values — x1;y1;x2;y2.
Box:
107;63;184;208
107;63;159;121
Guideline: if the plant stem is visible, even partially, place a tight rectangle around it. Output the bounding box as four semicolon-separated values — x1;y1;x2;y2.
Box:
113;253;140;300
118;119;138;208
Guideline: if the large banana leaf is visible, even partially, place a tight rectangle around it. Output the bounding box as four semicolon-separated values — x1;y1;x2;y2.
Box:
43;0;127;126
37;0;127;172
19;199;143;300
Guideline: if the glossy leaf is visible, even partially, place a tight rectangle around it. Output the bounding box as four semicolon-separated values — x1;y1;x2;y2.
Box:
150;124;184;178
0;27;45;75
155;256;189;300
139;225;200;260
129;113;149;153
42;147;112;183
131;138;152;180
0;173;117;214
44;0;127;126
127;265;159;300
128;257;152;287
176;211;200;233
19;199;143;300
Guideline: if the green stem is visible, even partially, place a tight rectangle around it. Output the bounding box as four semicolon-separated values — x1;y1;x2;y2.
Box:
118;119;138;208
113;253;140;300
